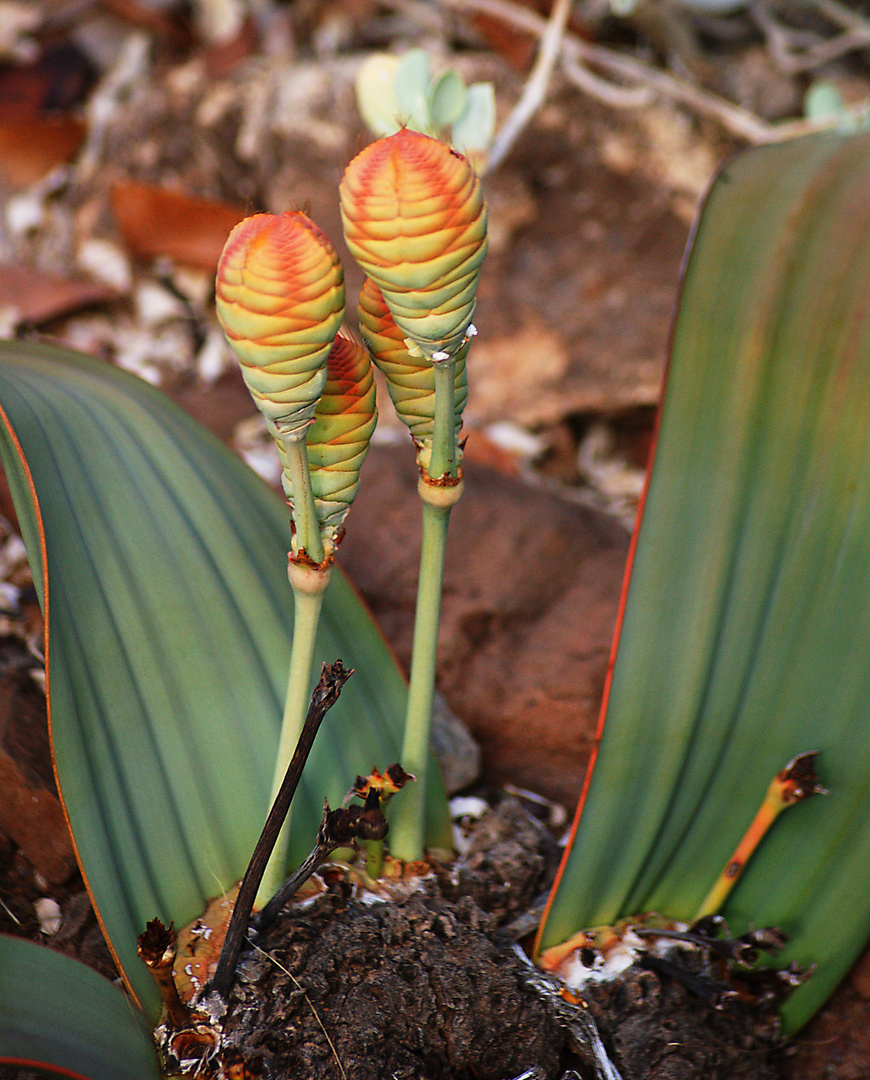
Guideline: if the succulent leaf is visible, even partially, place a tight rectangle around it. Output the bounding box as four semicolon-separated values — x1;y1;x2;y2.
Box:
355;53;402;137
394;49;432;131
451;83;497;172
0;340;453;1018
358;276;467;471
340;129;487;361
428;68;468;131
215;211;345;440
535;131;870;1036
301;332;378;539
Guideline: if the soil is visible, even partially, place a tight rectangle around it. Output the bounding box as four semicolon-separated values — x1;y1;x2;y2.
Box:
156;799;783;1080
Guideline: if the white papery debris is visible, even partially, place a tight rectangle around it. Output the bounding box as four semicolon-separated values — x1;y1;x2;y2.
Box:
35;897;63;936
233;414;282;485
485;421;546;461
135;280;186;326
6;190;46;238
76;238;133;292
197;325;232;383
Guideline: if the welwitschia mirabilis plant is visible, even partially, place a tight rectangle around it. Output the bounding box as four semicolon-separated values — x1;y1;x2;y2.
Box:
0;342;448;1031
215;211;380;901
341;128;488;860
536;130;870;1035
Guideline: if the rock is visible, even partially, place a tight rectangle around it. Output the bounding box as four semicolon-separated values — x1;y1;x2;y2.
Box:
431;691;481;794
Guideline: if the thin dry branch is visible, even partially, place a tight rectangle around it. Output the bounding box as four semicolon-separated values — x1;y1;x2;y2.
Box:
438;0;864;146
752;0;870;74
812;0;870;33
488;0;573;170
561;49;654;109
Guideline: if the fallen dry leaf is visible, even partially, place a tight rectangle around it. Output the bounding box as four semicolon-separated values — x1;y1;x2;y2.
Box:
0;116;85;188
111;181;247;271
340;446;629;809
0;42;93;122
0;262;117;325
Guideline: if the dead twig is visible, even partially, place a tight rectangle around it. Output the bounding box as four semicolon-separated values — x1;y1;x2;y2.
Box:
560;49;654;110
438;0;865;145
252;789;387;933
812;0;870;33
488;0;573;170
209;660;353;1000
751;0;870;73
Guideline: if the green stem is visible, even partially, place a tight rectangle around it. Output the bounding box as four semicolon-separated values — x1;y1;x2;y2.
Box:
389;358;464;862
282;435;325;564
429;359;459;480
256;574;327;908
364;837;385;879
389;499;451;861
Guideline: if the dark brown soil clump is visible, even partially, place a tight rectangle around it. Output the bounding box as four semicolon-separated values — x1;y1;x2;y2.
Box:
159;799;785;1080
224;885;563;1080
581;960;781;1080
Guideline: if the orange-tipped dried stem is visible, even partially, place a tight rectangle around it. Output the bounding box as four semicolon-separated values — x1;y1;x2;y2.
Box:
694;751;825;920
137;919;195;1030
538;928;597;972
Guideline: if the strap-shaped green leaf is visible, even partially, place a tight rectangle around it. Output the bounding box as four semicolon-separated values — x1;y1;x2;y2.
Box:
538;132;870;1034
0;935;160;1079
0;342;450;1020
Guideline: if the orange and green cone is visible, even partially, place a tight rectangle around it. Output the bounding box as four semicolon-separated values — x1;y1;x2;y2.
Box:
216;210;347;565
340;127;487;364
215;210;345;441
358;275;467;476
342;130;488;860
305;332;378;544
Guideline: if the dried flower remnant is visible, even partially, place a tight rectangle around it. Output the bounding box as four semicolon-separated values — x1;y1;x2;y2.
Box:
137;918;195;1031
352;763;415;803
340;129;487;362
